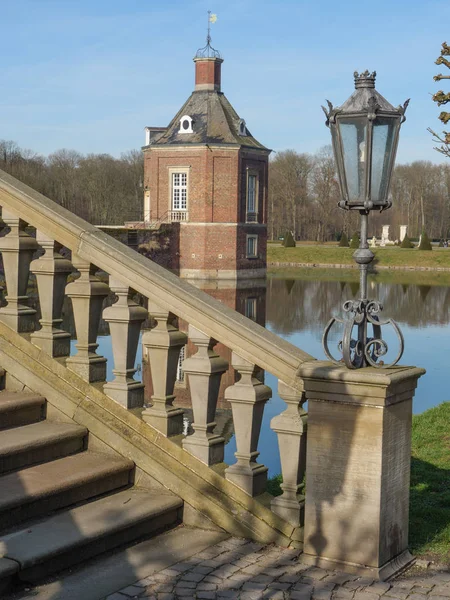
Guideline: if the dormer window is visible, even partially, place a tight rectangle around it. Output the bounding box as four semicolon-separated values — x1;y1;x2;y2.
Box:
239;119;247;136
179;115;193;134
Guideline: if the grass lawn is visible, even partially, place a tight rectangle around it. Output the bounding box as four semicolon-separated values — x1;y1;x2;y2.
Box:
410;401;450;564
268;402;450;565
267;245;450;270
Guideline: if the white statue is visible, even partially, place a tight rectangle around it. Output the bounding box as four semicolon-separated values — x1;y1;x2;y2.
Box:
380;225;390;247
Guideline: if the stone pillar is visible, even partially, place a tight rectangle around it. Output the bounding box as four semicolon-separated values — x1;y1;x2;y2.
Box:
182;326;228;466
0;210;38;332
400;225;407;242
30;232;72;357
380;224;390;246
270;381;307;525
141;301;187;435
65;255;109;382
102;278;148;408
299;361;425;580
224;353;271;496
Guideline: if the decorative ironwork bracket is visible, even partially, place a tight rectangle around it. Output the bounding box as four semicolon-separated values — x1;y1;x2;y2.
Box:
322;212;404;369
322;298;404;369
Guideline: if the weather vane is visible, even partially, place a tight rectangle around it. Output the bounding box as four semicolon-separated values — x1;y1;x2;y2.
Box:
195;11;221;59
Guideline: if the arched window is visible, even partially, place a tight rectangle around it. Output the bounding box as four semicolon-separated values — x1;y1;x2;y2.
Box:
179;115;193;134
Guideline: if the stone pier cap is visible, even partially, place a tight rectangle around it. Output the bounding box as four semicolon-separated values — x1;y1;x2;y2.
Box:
298;361;425;406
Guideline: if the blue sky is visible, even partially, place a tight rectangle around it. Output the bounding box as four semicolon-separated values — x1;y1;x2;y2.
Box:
1;0;449;164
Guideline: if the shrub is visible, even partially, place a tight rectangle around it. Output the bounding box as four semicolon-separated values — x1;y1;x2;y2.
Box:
338;232;349;247
350;233;360;248
283;231;296;247
401;234;414;249
439;239;444;247
418;231;433;251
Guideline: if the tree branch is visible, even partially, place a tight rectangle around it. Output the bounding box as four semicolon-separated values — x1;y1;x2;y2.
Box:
436;56;450;69
432;91;450;105
427;127;450;158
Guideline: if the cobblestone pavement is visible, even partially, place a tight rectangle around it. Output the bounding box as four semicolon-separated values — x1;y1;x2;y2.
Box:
105;537;450;600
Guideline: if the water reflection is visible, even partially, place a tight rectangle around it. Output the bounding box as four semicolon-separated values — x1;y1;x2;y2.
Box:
266;270;450;417
267;275;450;332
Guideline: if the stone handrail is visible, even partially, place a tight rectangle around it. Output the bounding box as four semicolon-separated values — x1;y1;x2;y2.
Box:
0;169;315;388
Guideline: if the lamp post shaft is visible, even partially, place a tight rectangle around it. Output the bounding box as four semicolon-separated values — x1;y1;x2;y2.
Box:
358;211;370;302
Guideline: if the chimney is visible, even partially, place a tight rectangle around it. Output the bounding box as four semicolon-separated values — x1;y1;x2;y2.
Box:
194;57;223;92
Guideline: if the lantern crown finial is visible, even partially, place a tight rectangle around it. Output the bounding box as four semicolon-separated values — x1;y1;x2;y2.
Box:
354;70;376;89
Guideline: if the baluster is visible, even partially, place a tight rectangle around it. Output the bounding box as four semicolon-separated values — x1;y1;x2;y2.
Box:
141;301;187;435
0;210;38;332
65;255;109;382
30;232;72;356
270;381;307;525
224;353;271;496
103;279;147;408
182;326;228;465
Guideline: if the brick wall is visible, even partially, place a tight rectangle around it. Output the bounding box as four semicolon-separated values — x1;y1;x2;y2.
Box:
143;140;269;276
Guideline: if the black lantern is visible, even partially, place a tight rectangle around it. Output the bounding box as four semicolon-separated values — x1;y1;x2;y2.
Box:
322;71;409;369
326;70;408;212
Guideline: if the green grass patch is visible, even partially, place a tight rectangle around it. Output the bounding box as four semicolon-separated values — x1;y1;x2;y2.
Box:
410;401;450;564
267;401;450;564
267;245;450;270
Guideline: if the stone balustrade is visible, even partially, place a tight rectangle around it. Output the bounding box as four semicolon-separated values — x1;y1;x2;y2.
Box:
0;171;310;517
0;167;425;579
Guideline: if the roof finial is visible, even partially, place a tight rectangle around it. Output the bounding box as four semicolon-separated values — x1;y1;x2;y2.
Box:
195;11;221;59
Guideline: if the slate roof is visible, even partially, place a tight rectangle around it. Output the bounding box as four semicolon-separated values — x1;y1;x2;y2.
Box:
150;90;269;151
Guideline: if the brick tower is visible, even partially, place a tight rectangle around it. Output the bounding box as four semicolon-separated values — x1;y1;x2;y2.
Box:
142;37;271;280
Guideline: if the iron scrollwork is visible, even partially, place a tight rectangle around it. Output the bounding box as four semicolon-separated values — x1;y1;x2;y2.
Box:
322;297;404;370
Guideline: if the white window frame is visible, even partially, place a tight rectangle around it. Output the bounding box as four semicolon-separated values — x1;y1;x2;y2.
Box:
246;170;259;222
144;190;150;222
169;167;189;213
239;119;247;136
179;115;193;134
246;234;258;258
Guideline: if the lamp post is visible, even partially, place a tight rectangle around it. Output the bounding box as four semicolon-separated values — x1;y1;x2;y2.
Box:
322;71;409;369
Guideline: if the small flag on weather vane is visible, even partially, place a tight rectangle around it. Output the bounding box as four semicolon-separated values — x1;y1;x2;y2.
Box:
209;13;217;23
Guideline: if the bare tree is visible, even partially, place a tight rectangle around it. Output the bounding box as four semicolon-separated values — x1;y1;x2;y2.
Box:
310;146;340;242
269;150;313;240
0;140;143;226
428;41;450;158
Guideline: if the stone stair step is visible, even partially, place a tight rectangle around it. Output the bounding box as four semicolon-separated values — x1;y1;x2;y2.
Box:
0;391;46;430
3;527;229;600
0;451;134;531
0;558;18;596
0;421;87;474
0;488;183;583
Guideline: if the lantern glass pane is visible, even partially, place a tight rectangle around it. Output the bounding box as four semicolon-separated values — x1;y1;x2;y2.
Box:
371;117;398;203
339;117;367;203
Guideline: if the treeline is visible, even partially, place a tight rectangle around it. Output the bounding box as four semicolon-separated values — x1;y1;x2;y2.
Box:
1;138;449;240
0;140;143;225
268;148;450;242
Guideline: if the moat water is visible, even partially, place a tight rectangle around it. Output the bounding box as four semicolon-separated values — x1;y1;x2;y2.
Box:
76;268;450;476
